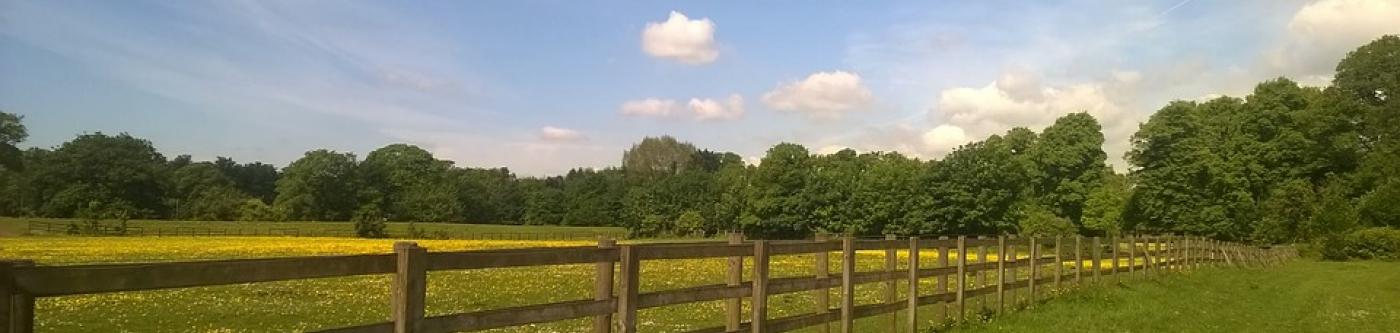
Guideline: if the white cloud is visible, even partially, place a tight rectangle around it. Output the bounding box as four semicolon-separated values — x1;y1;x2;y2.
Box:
620;98;681;117
920;124;969;157
1266;0;1400;79
761;71;875;118
641;11;719;64
928;69;1141;168
538;126;586;142
689;94;745;120
817;145;853;155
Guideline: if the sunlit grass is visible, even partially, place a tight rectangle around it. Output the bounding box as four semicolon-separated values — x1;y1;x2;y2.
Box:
945;260;1400;333
0;236;1165;332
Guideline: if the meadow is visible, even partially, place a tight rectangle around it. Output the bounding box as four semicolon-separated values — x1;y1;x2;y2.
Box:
946;260;1400;333
1;236;1005;332
0;233;1340;333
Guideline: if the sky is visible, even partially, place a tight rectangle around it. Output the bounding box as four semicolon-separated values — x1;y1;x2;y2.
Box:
2;0;1398;176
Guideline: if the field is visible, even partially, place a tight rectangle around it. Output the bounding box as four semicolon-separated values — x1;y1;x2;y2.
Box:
947;260;1400;333
2;236;986;332
0;217;626;239
1;234;1372;333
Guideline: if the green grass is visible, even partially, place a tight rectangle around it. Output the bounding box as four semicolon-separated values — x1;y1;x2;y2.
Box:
0;217;626;239
945;260;1400;333
4;233;1392;333
0;236;926;332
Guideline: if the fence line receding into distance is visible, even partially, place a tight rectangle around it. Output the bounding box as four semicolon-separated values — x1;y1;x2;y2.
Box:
0;234;1296;333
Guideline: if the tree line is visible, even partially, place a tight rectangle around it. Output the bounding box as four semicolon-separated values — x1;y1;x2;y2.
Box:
0;36;1396;243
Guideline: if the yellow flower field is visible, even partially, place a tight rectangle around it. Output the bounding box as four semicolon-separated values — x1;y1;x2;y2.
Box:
0;236;1138;332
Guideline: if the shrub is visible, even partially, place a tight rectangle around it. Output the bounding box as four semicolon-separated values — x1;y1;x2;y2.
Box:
352;205;388;238
1343;227;1400;260
1358;181;1400;228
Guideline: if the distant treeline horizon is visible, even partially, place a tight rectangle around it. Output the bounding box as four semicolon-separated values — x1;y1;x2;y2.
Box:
1;36;1397;243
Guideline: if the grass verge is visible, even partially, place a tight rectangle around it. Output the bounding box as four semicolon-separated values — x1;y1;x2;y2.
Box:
945;260;1400;333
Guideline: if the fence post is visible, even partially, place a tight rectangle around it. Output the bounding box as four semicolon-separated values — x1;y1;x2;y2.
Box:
727;233;744;332
907;237;920;333
1053;236;1062;291
1073;236;1082;284
1189;236;1196;270
1128;235;1137;276
594;239;617;333
1009;237;1020;307
936;236;949;323
955;236;967;323
617;245;640;333
1027;237;1038;307
10;260;33;333
841;236;856;333
977;236;989;313
814;233;830;333
752;240;770;333
996;235;1007;315
0;260;30;333
392;242;427;333
1111;236;1120;283
884;234;898;333
1091;237;1101;283
0;261;11;333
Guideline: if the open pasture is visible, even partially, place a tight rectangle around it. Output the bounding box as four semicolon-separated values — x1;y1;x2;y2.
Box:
2;236;1018;332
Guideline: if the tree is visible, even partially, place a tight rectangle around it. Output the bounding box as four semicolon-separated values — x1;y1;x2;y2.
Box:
916;131;1033;235
1;111;28;171
1028;113;1109;228
1336;36;1400;195
214;157;280;204
675;210;706;237
274;150;360;221
1252;179;1318;243
359;144;456;222
1358;180;1400;228
745;143;814;238
29;133;168;218
622;136;698;176
1019;203;1076;237
458;167;523;224
1082;172;1129;236
560;168;625;226
169;162;248;220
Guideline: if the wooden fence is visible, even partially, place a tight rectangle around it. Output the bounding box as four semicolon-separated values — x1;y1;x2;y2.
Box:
24;220;626;241
0;234;1295;333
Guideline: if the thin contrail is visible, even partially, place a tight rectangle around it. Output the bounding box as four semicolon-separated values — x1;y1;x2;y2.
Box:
1157;0;1194;19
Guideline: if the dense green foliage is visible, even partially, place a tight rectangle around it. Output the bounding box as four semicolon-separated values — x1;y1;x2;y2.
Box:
1333;227;1400;261
1126;35;1399;244
0;36;1396;241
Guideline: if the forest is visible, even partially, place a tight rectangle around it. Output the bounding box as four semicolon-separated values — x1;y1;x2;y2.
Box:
0;36;1397;245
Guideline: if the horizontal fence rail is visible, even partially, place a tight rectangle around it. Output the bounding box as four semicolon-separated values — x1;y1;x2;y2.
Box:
23;220;626;241
0;234;1296;333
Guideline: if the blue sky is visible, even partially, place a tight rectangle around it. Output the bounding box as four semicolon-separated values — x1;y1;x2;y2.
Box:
2;0;1397;175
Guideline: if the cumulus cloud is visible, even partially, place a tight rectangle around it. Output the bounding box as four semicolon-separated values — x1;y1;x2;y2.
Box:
538;126;586;142
689;94;745;120
920;124;969;157
762;71;875;118
623;95;745;121
925;69;1141;168
1266;0;1400;82
642;11;719;64
620;98;682;117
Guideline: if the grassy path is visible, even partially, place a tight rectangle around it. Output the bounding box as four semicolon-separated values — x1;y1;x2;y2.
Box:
947;260;1400;333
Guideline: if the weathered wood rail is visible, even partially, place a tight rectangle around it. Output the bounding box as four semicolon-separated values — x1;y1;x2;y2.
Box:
0;234;1295;333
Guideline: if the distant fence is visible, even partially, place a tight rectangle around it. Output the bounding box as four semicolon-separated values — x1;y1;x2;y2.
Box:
0;234;1295;333
23;220;626;241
